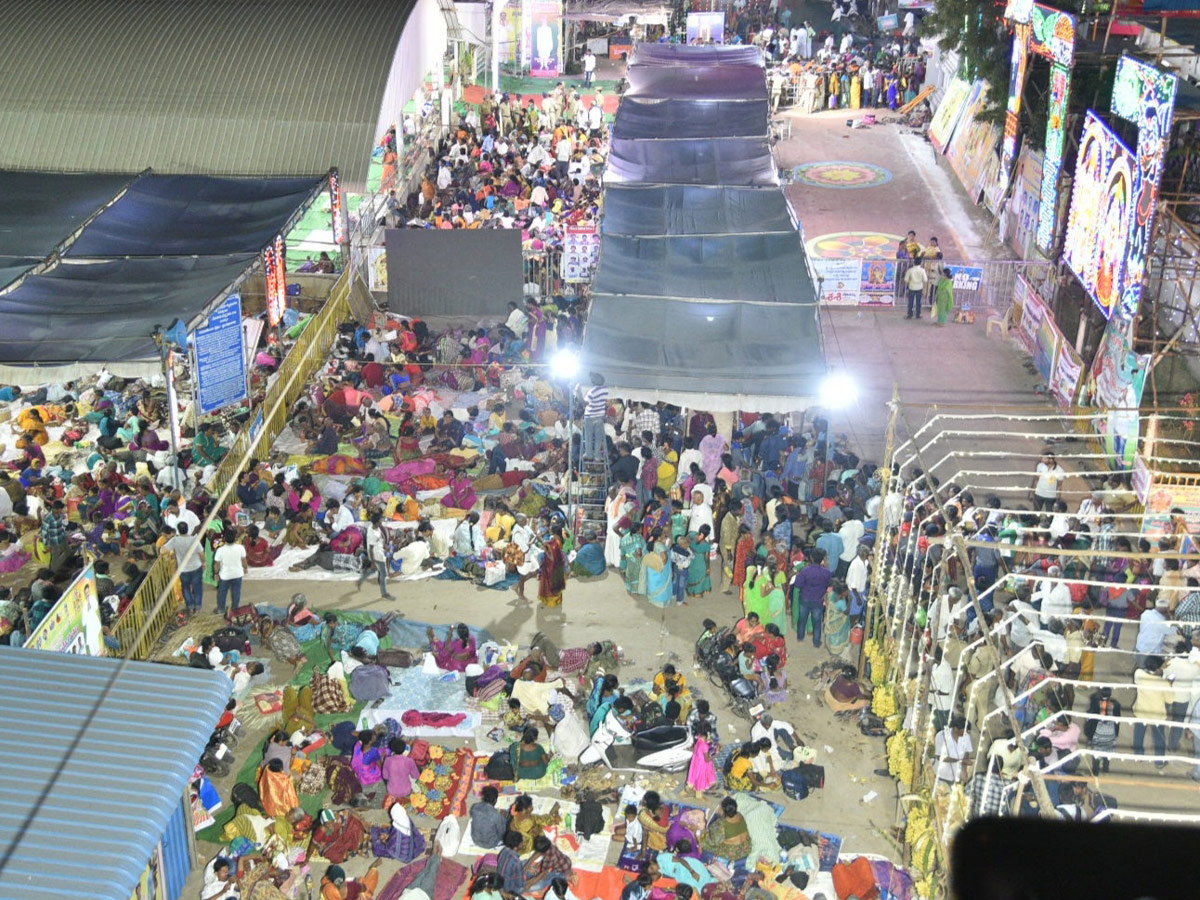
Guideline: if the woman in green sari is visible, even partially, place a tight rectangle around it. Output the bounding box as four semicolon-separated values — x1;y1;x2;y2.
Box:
686;525;713;597
619;521;646;595
700;798;752;861
744;560;787;630
934;267;955;326
510;726;553;781
824;579;852;659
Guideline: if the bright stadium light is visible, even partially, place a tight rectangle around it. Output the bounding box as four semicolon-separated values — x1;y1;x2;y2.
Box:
550;348;580;381
818;370;858;409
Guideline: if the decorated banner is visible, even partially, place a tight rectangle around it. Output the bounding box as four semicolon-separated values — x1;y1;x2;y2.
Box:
25;564;104;655
814;258;862;306
195;294;248;415
330;169;347;245
1049;335;1083;409
1006;147;1044;258
1014;275;1059;383
929;78;972;153
946;265;984;292
1001;4;1075;252
1063;111;1136;319
859;260;897;304
563;224;601;283
686;11;725;43
1081;318;1150;466
946;81;1002;201
368;247;388;291
1110;55;1178;321
263;235;288;327
524;0;562;77
1143;477;1200;538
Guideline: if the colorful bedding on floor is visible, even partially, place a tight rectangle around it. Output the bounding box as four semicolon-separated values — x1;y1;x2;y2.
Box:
455;793;615;872
469;752;566;796
376;855;470;900
359;667;482;735
389;745;477;819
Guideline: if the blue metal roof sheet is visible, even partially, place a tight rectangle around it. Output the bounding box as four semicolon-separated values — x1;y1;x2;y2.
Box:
0;648;231;900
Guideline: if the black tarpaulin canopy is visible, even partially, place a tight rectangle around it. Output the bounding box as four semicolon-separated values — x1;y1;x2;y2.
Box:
68;174;324;257
592;232;817;303
0;255;257;364
605;136;777;186
623;64;769;101
0;169;327;371
581;294;824;410
0;171;137;288
631;44;764;66
601;185;796;236
613;98;770;140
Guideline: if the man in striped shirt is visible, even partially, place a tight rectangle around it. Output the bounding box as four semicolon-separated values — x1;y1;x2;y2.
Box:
582;372;607;460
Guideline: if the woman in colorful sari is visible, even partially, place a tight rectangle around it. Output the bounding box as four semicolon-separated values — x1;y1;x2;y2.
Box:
642;499;671;544
824;579;852;659
428;623;478;671
731;525;755;600
537;524;567;608
657;442;679;494
510;726;553;781
526;303;548;360
933;266;955;326
686;526;713;597
287;593;322;642
351;730;385;786
244;525;276;568
509;794;561;854
257;757;300;818
570;533;607;577
700;798;751;860
641;541;673;609
620;521;646;595
371;802;426;862
442;470;478;511
698;424;727;488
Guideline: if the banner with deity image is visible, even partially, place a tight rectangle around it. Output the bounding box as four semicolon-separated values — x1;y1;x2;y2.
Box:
1062;111;1136;319
524;0;562;77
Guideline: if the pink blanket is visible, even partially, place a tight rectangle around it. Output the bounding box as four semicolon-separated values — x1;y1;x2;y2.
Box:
382;458;438;484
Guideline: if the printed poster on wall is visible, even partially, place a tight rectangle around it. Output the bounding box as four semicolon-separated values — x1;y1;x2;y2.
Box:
368;247;389;291
1006;147;1044;259
814;259;862;306
1014;275;1058;383
24;564;104;655
194;294;248;415
946;80;1002;202
1081;317;1149;467
946;265;984;292
564;224;601;283
686;11;725;43
929;78;972;153
859;260;897;305
525;0;562;77
1049;337;1083;409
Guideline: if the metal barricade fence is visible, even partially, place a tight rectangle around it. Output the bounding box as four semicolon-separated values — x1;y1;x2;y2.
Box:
110;550;181;660
113;272;354;659
523;247;564;299
827;256;1061;312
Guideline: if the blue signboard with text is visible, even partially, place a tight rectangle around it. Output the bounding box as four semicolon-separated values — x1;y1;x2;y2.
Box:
195;295;248;415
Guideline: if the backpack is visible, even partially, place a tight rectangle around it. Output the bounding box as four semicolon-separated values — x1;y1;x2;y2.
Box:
350;664;391;702
408;738;432;767
781;768;809;800
485;748;515;781
793;762;825;789
1091;719;1117;745
576;800;606;839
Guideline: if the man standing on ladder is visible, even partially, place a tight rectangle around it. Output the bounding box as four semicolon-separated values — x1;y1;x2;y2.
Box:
582;372;607;460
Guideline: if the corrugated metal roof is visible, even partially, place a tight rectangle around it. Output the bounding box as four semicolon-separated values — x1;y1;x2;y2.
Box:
0;648;232;900
0;0;419;187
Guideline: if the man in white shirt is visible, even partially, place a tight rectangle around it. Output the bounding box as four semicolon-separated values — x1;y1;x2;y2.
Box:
1030;451;1065;512
1035;565;1073;624
323;499;355;535
163;501;201;536
505;300;529;338
1163;641;1200;752
583;49;596;85
554;133;573;179
904;263;928;319
164;522;205;613
836;514;864;569
359;512;395;600
751;713;799;770
1135;597;1175;669
933;717;973;784
929;649;955;731
845;542;871;617
587;101;603;138
213;531;247;616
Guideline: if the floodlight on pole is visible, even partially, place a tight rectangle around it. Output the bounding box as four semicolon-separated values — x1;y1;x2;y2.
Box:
550;348;581;382
818;370;858;409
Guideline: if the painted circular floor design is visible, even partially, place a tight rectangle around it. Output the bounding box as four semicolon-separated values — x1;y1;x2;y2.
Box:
790;161;893;189
805;231;904;259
